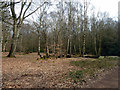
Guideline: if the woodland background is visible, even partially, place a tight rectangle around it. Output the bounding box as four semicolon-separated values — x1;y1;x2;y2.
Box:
0;0;119;57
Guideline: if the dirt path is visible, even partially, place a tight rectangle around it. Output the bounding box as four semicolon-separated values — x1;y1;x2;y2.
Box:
2;53;119;88
85;67;118;88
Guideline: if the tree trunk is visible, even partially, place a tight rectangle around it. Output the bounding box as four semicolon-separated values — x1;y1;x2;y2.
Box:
79;33;82;56
79;46;82;56
2;43;4;52
8;21;18;57
98;35;101;56
53;41;56;55
70;41;72;55
45;36;49;58
46;44;49;58
74;45;76;54
83;32;86;56
94;37;97;55
20;34;22;53
67;38;69;54
38;34;41;57
83;0;87;57
59;34;62;56
0;22;2;53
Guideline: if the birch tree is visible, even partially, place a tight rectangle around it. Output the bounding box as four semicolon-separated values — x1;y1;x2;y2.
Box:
82;0;90;56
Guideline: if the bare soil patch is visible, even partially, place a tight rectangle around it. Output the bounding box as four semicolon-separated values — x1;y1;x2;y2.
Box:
2;53;85;88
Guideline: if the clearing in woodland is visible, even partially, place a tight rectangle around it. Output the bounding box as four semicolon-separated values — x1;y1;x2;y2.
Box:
2;52;119;88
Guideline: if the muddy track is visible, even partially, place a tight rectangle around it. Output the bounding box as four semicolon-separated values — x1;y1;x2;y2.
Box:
84;67;118;88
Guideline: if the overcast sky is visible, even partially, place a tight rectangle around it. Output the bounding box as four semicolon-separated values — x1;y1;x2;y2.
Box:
39;0;120;20
3;0;119;19
90;0;119;20
10;0;119;21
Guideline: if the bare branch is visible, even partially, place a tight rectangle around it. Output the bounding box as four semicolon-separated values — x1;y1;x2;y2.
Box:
0;1;21;9
21;0;32;22
17;1;26;20
23;2;48;20
10;1;16;19
2;19;13;25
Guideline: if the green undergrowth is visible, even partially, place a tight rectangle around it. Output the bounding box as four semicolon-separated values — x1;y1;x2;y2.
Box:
68;70;84;83
67;57;119;83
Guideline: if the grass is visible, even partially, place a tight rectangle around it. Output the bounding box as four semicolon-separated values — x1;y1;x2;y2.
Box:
68;70;84;83
68;57;119;82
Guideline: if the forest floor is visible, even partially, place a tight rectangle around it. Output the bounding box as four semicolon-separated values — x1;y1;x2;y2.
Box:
2;52;119;88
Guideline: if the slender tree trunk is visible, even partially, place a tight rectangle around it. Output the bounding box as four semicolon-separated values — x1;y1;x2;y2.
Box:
1;8;3;53
98;23;102;56
79;34;82;56
74;45;76;54
46;44;49;58
83;32;86;56
83;20;86;56
8;20;18;57
94;36;97;55
38;34;41;57
79;45;81;56
59;34;62;56
53;40;55;55
20;35;22;53
60;41;62;55
70;41;72;55
83;0;87;57
1;35;3;52
98;35;101;56
46;37;49;58
38;6;42;56
0;22;2;53
67;38;69;54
